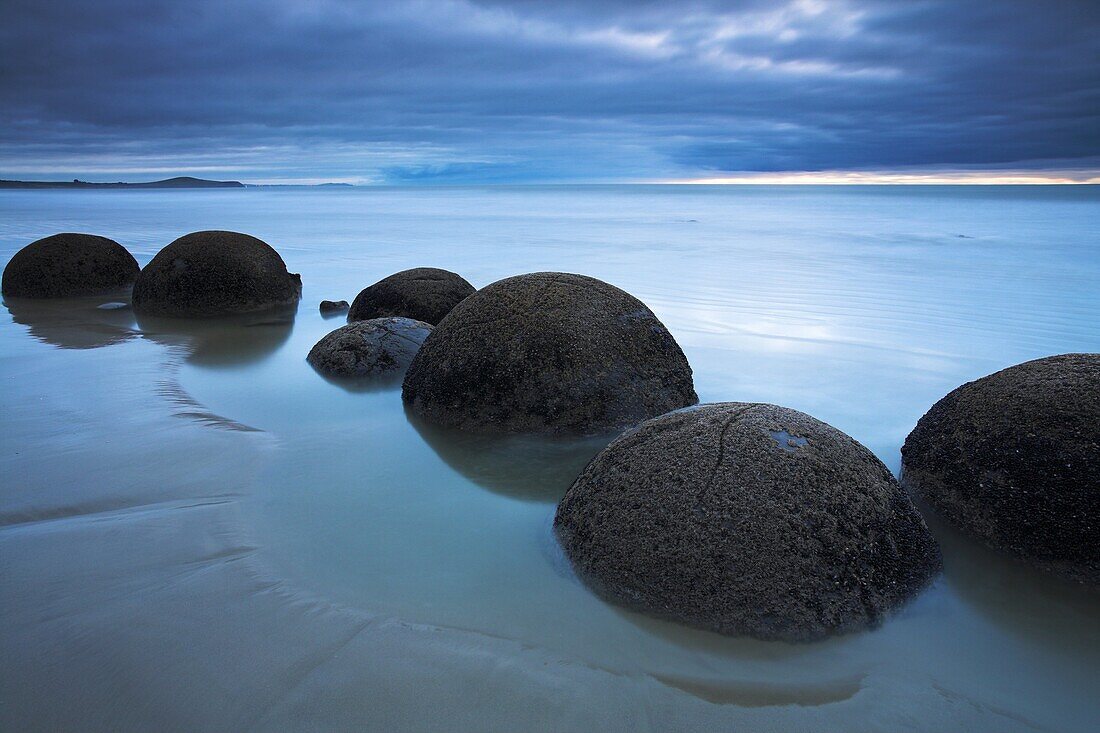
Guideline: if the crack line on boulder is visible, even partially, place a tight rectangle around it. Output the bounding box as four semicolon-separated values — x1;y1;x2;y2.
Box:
704;405;754;493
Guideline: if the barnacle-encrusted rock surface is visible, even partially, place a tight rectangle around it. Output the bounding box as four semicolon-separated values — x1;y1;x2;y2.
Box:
555;402;942;641
132;231;301;317
2;233;139;298
402;272;697;434
902;353;1100;585
349;268;474;325
308;317;432;379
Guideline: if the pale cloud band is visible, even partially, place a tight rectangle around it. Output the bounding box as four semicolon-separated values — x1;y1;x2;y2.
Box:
1;0;1097;183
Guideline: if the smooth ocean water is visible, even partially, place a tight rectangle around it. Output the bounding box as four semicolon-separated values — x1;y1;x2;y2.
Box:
1;185;1098;731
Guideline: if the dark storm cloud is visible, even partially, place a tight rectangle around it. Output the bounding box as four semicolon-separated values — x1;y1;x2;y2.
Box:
0;0;1097;181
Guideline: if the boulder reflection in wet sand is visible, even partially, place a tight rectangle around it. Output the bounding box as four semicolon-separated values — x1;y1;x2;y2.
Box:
919;500;1100;654
136;304;297;367
404;403;613;502
4;291;138;349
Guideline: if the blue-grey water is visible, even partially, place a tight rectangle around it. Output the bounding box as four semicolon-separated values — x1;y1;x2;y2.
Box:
1;185;1098;731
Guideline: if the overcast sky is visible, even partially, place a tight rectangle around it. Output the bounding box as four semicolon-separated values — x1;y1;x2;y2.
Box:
1;0;1097;183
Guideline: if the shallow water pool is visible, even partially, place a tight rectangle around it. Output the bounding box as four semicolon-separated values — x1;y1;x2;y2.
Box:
2;185;1098;731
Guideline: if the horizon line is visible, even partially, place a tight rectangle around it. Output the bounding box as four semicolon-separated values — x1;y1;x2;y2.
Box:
5;173;1100;187
658;171;1100;185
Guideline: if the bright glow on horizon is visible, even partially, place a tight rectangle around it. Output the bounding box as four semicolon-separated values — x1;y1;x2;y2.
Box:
662;171;1100;185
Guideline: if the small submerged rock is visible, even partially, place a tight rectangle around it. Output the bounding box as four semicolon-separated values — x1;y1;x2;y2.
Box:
348;267;474;325
308;317;432;379
402;272;697;434
132;230;301;318
319;299;349;316
1;233;139;298
902;353;1100;585
554;402;942;641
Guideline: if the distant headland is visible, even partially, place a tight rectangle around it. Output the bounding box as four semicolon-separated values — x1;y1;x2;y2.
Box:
0;176;245;189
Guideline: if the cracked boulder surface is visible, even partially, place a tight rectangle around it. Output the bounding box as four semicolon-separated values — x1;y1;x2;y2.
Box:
132;231;301;317
308;317;433;378
348;267;475;325
2;233;139;298
402;272;698;434
555;402;942;641
902;353;1100;585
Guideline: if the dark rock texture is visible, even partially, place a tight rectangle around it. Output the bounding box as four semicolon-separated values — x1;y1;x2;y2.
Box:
131;231;301;317
555;402;942;641
319;299;349;315
402;272;698;434
2;233;139;298
902;353;1100;585
308;317;432;379
348;268;474;325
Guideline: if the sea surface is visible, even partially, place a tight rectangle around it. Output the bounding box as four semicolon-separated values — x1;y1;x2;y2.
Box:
1;185;1098;731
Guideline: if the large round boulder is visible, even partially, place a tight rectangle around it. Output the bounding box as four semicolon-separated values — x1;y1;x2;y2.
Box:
132;231;301;317
902;354;1100;585
2;233;139;298
308;317;432;379
402;272;698;434
348;268;474;325
555;403;942;641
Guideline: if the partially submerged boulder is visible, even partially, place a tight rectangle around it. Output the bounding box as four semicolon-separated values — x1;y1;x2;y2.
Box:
555;402;942;641
348;267;475;325
2;233;139;298
308;317;432;379
319;299;349;316
402;272;697;434
132;231;301;317
902;354;1100;585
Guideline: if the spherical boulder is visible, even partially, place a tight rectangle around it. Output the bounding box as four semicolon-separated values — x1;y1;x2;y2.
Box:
132;231;301;317
902;354;1100;585
402;272;698;434
308;317;432;379
555;403;942;641
348;267;475;325
2;233;139;298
